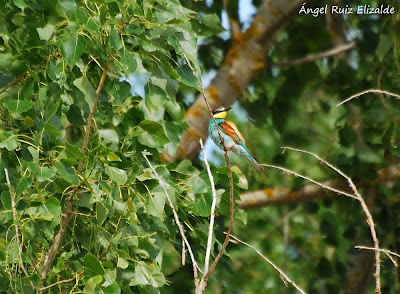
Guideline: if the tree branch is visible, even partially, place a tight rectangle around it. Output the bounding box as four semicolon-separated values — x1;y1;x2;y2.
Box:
199;139;218;275
239;162;400;209
356;246;400;267
229;234;306;294
0;72;28;95
142;152;200;287
270;42;356;67
337;88;400;106
39;277;76;291
5;169;34;289
282;146;381;294
40;63;109;282
183;54;235;293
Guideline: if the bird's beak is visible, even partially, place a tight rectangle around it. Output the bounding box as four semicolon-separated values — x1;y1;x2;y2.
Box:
224;107;232;112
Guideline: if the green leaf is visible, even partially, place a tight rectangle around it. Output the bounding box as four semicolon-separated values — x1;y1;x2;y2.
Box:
0;132;18;151
37;24;55;41
358;144;384;163
175;160;198;175
73;76;96;107
28;146;39;163
103;284;121;294
138;120;169;148
65;142;86;161
107;151;122;162
60;32;87;66
161;241;181;276
37;166;56;182
107;80;131;105
55;160;79;185
84;254;105;277
13;0;28;9
339;124;357;147
1;192;13;220
105;166;127;185
24;116;35;127
188;171;210;194
44;122;62;137
109;29;123;50
145;84;166;112
16;177;31;196
176;64;201;90
117;257;129;269
164;100;183;121
67;104;86;126
117;49;138;75
376;34;393;62
168;27;197;62
192;192;212;217
96;202;108;226
197;13;224;34
130;262;166;287
3;99;34;113
58;0;76;12
46;198;61;226
99;129;119;146
147;189;165;220
164;121;182;145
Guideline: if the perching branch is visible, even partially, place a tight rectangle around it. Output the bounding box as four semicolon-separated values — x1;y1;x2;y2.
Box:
142;152;200;287
229;234;307;294
40;63;109;282
281;146;382;294
199;139;218;274
183;54;235;292
271;42;356;67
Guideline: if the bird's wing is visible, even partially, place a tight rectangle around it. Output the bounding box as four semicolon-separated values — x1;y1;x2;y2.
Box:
220;121;246;144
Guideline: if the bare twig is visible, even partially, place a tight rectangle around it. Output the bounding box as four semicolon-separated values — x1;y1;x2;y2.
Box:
142;152;200;286
260;164;357;200
199;139;218;274
183;53;235;292
337;89;400;106
229;234;307;294
5;169;34;289
41;63;109;282
282;146;381;294
39;277;76;291
79;62;110;167
23;244;41;277
272;42;356;68
0;72;28;95
356;246;400;267
240;162;400;209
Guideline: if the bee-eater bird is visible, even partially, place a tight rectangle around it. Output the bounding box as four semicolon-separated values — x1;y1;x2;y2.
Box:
208;106;264;173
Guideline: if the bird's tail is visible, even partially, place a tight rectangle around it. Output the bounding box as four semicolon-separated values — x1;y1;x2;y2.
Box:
247;155;267;175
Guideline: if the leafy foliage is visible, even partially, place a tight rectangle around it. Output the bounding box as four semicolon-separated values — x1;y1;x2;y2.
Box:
0;0;233;292
1;0;400;293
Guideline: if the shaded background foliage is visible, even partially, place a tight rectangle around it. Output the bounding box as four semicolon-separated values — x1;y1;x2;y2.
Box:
0;0;400;293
